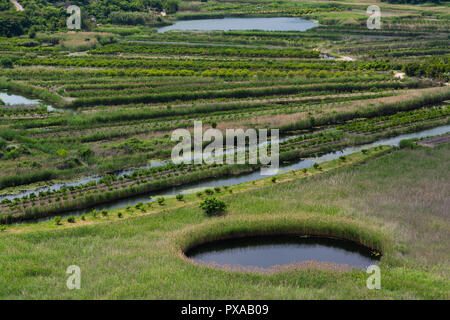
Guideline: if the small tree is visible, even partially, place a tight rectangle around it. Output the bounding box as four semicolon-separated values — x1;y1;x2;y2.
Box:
199;197;227;216
157;197;165;205
54;216;62;225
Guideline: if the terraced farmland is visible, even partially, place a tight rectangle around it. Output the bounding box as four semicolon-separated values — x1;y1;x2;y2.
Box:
0;1;449;225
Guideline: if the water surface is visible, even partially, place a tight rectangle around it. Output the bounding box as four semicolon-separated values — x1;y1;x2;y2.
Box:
187;236;380;270
158;17;318;33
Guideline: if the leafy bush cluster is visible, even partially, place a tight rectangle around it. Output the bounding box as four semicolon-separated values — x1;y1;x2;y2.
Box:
199;197;227;216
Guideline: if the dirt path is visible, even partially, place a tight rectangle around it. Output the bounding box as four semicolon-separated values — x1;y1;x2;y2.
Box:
417;133;450;147
339;55;355;61
10;0;24;11
394;72;405;79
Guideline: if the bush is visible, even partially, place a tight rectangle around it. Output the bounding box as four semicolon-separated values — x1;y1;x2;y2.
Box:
135;202;143;209
176;194;184;201
101;210;108;217
271;177;277;183
118;212;123;218
54;216;62;225
157;197;165;205
0;57;13;68
67;216;75;223
399;139;418;149
204;188;214;195
199;197;227;216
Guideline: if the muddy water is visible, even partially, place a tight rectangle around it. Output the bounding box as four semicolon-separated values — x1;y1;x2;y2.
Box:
186;236;380;270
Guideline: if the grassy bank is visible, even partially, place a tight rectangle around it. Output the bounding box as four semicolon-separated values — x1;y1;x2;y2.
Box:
0;144;448;299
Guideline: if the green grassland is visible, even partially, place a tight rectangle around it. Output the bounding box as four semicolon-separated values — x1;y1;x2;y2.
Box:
0;143;448;299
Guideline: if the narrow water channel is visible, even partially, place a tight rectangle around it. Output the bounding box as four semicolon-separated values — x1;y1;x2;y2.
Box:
27;124;450;222
2;92;449;222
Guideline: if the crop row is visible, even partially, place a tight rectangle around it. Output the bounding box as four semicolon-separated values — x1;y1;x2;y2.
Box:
68;80;421;108
338;106;450;133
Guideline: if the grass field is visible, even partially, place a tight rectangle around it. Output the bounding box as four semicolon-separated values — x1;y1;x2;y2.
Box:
0;144;448;299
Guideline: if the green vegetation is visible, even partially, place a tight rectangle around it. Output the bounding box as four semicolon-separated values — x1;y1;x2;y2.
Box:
0;0;449;300
0;143;448;299
199;197;227;216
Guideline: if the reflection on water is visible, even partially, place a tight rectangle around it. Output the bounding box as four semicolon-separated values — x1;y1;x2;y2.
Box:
0;91;75;114
158;17;318;33
187;236;380;270
0;92;41;105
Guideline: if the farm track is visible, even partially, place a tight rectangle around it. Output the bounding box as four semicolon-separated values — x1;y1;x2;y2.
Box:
417;133;450;147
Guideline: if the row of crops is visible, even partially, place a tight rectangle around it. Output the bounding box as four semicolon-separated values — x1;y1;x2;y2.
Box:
1;105;449;224
0;15;449;223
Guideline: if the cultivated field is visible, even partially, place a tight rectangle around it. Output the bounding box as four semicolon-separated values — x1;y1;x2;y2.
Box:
0;0;449;300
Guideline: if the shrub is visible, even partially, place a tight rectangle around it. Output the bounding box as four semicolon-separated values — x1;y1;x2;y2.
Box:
271;177;277;183
54;216;62;225
176;194;184;201
101;210;108;217
199;197;227;216
135;202;143;209
399;139;418;149
118;212;123;218
157;197;165;205
67;216;75;223
204;188;214;195
0;57;13;68
214;187;221;193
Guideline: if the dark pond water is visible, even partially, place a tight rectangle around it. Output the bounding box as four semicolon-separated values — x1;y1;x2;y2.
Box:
158;17;318;33
186;236;380;270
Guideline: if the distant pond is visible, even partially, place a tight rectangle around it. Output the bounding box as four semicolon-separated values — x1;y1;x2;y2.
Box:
186;235;380;272
158;17;318;33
